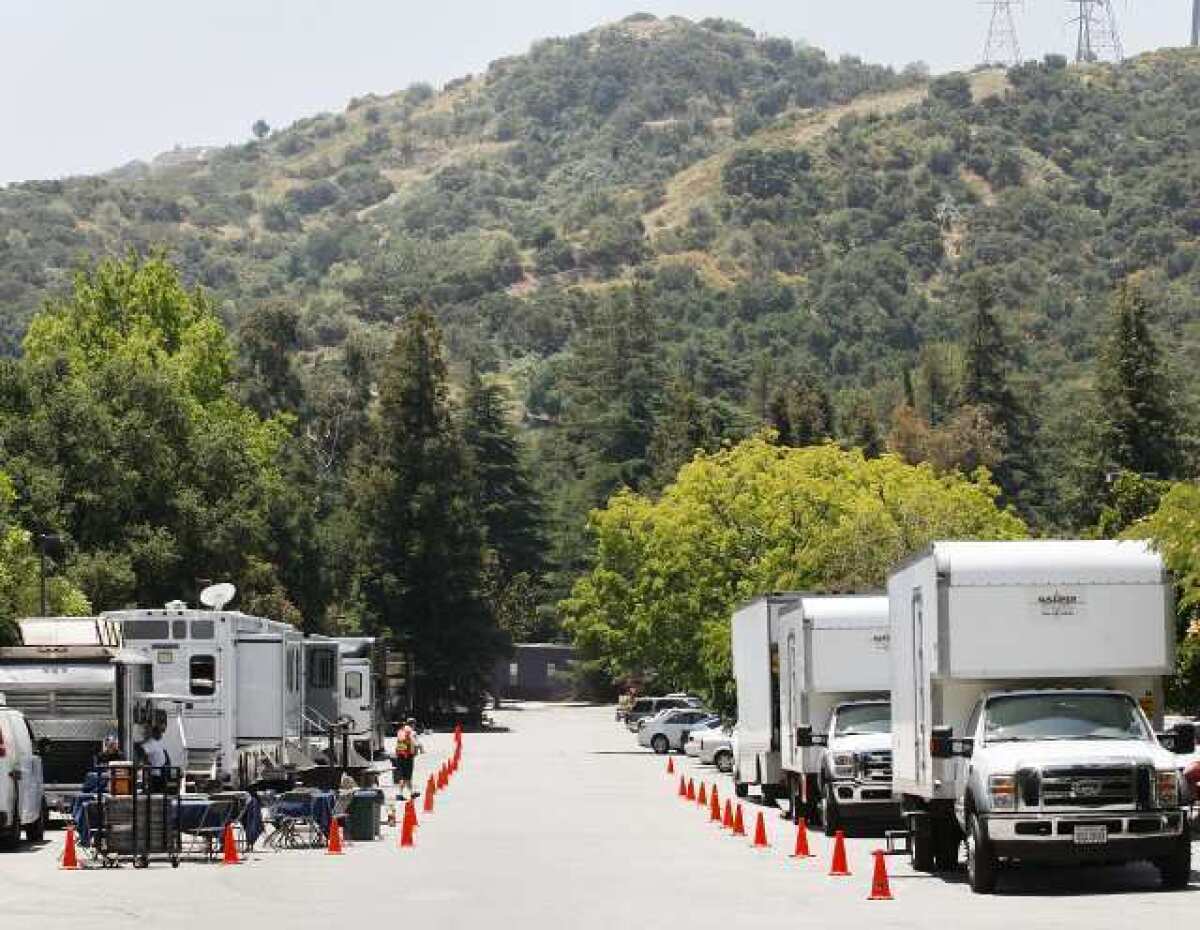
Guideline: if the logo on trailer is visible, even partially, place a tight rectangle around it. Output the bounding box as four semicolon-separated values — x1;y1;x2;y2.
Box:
1031;587;1086;618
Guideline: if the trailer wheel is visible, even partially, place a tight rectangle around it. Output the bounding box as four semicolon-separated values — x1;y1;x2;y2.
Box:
909;813;935;873
1153;823;1191;890
966;813;997;894
822;782;840;837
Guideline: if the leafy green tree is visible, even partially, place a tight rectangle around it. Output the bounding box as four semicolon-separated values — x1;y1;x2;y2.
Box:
252;120;271;140
348;310;506;709
563;436;1025;702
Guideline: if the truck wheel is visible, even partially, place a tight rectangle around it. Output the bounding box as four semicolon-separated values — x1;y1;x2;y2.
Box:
650;735;669;755
1153;827;1191;890
714;751;733;774
25;802;46;843
966;813;998;894
734;780;749;799
933;817;961;871
822;783;841;838
909;814;935;872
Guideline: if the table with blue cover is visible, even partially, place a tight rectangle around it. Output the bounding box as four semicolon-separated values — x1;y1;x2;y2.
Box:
265;791;335;848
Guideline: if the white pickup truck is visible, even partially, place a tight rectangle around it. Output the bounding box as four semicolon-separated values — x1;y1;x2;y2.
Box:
889;540;1194;893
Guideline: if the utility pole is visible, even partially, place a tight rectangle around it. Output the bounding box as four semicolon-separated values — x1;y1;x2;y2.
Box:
1192;0;1199;47
1069;0;1123;62
981;0;1023;67
36;533;61;616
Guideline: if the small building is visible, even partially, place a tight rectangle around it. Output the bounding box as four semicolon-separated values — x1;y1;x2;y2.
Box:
493;643;576;702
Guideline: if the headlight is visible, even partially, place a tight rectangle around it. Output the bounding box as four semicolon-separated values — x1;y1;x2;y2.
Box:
832;752;857;779
1155;770;1180;808
989;774;1017;811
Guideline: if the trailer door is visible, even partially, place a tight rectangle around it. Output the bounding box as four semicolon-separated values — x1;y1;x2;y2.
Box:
912;589;927;785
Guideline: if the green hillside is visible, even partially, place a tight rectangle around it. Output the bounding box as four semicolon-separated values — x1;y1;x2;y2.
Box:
2;15;1200;644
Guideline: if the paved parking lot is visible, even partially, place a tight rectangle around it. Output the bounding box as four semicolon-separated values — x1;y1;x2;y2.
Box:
1;703;1195;928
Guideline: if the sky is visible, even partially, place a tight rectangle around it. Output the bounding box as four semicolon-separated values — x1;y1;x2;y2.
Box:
0;0;1193;184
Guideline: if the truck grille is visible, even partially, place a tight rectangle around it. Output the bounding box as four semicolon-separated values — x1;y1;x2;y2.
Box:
1038;764;1135;808
2;688;113;718
860;750;893;782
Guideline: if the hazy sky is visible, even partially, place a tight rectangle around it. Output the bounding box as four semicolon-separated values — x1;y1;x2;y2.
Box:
0;0;1193;184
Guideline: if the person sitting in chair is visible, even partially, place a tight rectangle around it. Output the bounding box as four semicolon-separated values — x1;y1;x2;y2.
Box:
137;725;171;792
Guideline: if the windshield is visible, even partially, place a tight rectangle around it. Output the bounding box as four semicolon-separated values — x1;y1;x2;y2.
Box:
984;693;1149;742
833;703;891;735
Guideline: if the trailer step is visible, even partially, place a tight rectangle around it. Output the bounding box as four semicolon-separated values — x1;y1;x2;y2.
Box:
884;829;910;855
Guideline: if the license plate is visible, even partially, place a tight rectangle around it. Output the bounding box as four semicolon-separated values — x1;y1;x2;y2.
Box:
1073;825;1108;845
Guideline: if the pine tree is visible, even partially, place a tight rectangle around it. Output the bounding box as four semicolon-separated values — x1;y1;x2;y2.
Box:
769;374;834;447
840;390;883;458
1095;280;1182;480
349;310;505;711
461;369;546;579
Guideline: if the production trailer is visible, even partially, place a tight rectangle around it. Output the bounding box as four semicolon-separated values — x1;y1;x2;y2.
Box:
336;636;386;761
888;540;1195;893
777;595;897;834
0;618;151;815
730;593;801;802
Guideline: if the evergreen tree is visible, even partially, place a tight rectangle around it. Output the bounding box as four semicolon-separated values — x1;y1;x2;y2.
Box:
1094;280;1182;480
840;390;883;458
769;374;834;447
349;310;505;710
647;377;713;488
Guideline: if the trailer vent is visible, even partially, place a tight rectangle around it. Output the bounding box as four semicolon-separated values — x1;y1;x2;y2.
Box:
1;690;53;716
1039;764;1135;808
54;690;115;717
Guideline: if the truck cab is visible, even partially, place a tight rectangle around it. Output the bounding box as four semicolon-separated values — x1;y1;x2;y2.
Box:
803;699;898;835
0;699;46;848
940;687;1193;893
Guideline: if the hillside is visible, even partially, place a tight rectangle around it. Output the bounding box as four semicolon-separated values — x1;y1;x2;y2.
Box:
2;16;1200;543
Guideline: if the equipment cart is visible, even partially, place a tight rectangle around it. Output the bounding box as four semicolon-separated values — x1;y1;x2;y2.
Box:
94;763;183;868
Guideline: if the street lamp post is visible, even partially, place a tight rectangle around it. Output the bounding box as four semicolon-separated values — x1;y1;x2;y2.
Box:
36;533;62;616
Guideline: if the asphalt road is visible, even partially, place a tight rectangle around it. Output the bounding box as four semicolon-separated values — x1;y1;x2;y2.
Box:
1;703;1196;928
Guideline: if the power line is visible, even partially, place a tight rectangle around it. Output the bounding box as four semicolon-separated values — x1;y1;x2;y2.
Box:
981;0;1023;66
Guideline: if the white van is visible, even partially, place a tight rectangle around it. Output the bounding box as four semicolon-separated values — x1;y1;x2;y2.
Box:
0;696;46;848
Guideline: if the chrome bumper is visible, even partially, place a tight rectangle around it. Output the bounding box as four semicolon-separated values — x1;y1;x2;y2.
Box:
831;780;896;806
987;811;1185;842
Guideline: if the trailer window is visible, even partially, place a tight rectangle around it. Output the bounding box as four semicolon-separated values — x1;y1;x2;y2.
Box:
123;620;170;640
984;693;1148;742
140;665;154;691
345;672;363;700
172;620;188;639
190;620;214;640
189;655;216;696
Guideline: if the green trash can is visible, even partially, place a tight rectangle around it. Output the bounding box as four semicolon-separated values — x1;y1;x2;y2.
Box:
348;789;383;841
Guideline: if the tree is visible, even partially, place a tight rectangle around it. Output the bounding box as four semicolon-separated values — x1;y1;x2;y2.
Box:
252;120;271;140
1094;280;1182;481
348;310;506;709
562;436;1025;703
840;390;883;458
769;374;834;447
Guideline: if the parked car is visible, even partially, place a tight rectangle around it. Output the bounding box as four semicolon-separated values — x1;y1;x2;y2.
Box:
623;695;698;732
684;719;725;756
638;709;716;754
0;697;47;849
697;726;735;773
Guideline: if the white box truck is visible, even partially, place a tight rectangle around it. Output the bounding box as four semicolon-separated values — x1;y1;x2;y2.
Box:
730;594;801;801
778;595;899;834
889;540;1195;893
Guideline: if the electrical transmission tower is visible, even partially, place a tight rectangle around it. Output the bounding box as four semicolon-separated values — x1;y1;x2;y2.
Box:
981;0;1022;66
1192;0;1198;47
1069;0;1123;62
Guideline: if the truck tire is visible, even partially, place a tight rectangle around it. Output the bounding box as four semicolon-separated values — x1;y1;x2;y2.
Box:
25;802;46;843
822;782;841;838
966;813;998;894
650;734;669;755
1153;826;1191;890
734;780;749;799
933;817;961;871
909;813;935;873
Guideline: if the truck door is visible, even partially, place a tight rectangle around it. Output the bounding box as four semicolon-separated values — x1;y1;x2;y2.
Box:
22;718;43;824
342;664;369;733
912;590;927;785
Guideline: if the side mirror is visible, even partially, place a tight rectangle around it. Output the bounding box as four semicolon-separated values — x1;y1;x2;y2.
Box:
952;737;975;759
795;725;827;748
930;725;954;759
1162;723;1197;755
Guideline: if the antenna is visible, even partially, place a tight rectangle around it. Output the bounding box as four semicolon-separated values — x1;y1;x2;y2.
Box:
199;582;237;611
1068;0;1123;62
981;0;1023;67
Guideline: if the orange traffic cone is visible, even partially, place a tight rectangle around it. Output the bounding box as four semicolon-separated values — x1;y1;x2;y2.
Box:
829;829;851;876
709;788;721;823
678;775;687;798
326;817;345;856
60;825;80;870
722;799;734;830
752;811;770;848
667;757;675;775
423;776;436;813
220;822;241;865
790;818;813;858
437;766;447;790
399;804;416;848
686;779;696;801
454;723;463;743
697;783;707;807
405;798;419;830
868;850;893;899
732;804;746;836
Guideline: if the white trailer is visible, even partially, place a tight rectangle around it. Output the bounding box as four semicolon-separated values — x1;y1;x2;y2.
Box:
730;593;801;801
336;637;385;761
888;540;1194;892
777;595;897;832
105;605;308;789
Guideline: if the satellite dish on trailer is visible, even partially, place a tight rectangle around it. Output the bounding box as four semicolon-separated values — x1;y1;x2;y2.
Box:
200;583;237;611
